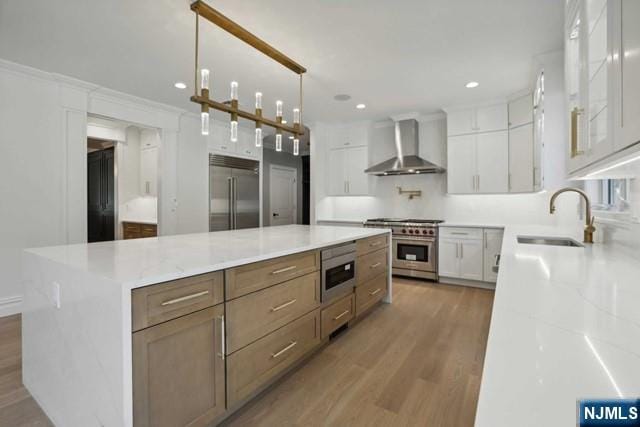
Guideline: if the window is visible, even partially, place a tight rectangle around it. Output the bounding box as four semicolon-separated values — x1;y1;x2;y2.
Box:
593;179;630;211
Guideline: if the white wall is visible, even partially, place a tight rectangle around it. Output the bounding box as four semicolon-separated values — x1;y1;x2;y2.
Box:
0;59;214;315
313;51;583;229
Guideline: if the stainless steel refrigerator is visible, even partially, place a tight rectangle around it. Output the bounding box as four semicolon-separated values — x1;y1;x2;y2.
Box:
209;154;260;231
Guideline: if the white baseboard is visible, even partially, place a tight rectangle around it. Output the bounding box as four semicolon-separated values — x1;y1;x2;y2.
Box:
0;295;22;317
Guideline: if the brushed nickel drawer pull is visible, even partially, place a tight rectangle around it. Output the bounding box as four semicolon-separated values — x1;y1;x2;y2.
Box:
370;241;382;247
271;265;297;275
333;310;350;320
369;288;381;296
451;232;469;235
270;298;297;312
370;262;382;269
160;290;209;306
271;341;297;358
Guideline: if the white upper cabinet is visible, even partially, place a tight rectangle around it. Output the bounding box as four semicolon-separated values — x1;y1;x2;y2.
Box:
508;94;533;128
476;131;509;193
328;123;369;149
140;146;158;197
209;122;237;154
615;0;640;151
236;128;259;159
508;123;535;192
326;122;370;196
565;0;640;175
446;109;475;136
327;146;369;196
447;131;508;194
475;104;508;133
446;104;508;136
447;134;476;194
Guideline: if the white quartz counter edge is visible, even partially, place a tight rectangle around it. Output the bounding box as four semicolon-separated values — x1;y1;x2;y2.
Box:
474;225;640;427
25;225;390;290
439;223;504;229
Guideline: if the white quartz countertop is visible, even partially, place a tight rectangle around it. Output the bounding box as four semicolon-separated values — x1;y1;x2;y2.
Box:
475;225;640;427
120;218;158;225
25;225;389;289
439;222;504;229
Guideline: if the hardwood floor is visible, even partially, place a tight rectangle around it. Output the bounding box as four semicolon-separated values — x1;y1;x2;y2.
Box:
0;314;52;426
0;278;494;427
223;278;494;427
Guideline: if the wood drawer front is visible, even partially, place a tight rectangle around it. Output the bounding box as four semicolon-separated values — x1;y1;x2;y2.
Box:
356;234;389;256
356;273;387;316
356;247;388;285
226;272;320;354
225;250;320;299
227;309;321;406
141;224;157;237
132;271;224;332
321;294;354;339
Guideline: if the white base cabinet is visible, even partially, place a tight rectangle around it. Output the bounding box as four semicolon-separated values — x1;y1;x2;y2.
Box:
439;227;504;285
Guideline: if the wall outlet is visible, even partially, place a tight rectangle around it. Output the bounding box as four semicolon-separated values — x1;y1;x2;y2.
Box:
52;282;61;309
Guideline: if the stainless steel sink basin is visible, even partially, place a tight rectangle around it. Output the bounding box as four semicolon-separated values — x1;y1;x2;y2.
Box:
517;236;584;247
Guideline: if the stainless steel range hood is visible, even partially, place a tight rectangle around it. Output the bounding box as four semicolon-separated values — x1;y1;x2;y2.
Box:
365;119;445;176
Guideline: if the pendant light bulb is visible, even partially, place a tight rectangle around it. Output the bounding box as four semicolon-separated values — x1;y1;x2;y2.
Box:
230;81;238;101
276;100;283;118
255;127;262;147
201;69;210;91
255;92;262;110
230;120;238;142
293;138;300;156
276;134;282;152
293;108;300;124
201;112;209;135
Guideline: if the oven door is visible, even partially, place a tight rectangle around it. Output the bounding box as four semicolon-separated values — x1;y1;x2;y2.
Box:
321;252;356;302
392;237;435;272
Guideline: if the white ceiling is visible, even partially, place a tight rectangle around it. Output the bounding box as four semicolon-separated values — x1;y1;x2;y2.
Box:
0;0;563;123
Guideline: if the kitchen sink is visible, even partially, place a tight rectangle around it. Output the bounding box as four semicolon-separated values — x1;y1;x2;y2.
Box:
517;236;584;247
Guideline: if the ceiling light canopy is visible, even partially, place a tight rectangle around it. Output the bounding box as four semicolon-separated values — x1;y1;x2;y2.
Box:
465;81;479;88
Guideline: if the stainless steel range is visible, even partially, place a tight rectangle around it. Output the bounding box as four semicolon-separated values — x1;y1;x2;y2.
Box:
364;218;443;281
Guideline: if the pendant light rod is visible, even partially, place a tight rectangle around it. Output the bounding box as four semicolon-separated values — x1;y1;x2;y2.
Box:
190;1;307;75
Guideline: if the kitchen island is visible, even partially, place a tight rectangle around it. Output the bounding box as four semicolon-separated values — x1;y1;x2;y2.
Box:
22;225;391;427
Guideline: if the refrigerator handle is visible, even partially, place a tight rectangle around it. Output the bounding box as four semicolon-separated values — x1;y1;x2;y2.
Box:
232;177;238;229
227;177;234;230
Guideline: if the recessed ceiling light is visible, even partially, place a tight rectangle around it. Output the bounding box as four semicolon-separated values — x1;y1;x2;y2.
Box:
465;81;479;88
356;104;366;109
334;94;351;101
282;120;287;124
174;82;187;89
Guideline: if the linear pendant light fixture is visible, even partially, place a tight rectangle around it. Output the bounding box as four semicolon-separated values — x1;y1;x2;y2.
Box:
190;1;306;154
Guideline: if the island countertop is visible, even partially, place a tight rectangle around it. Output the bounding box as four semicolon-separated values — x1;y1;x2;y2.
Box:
475;225;640;427
25;224;390;289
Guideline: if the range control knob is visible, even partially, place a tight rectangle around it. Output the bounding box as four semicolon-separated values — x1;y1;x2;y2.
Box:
408;229;414;234
430;229;435;235
422;229;428;234
401;228;407;233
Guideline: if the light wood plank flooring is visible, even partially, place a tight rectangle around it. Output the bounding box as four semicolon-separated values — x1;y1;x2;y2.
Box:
0;278;493;427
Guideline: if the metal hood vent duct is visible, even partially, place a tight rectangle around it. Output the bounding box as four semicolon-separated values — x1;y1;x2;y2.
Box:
365;119;445;176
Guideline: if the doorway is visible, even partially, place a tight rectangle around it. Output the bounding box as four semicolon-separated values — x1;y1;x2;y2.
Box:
87;141;115;242
269;165;297;226
86;116;160;242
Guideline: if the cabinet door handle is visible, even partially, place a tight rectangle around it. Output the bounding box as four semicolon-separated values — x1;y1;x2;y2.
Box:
455;243;459;258
369;288;381;296
476;175;480;191
451;232;468;236
370;262;382;269
160;290;209;306
570;107;584;158
218;315;226;360
460;243;464;258
271;341;297;358
270;298;297;312
333;310;350;320
271;265;297;275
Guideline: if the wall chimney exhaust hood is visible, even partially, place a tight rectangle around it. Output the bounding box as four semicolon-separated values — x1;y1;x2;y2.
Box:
364;118;445;176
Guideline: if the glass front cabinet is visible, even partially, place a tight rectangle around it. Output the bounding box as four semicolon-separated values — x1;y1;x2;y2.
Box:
565;0;640;175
